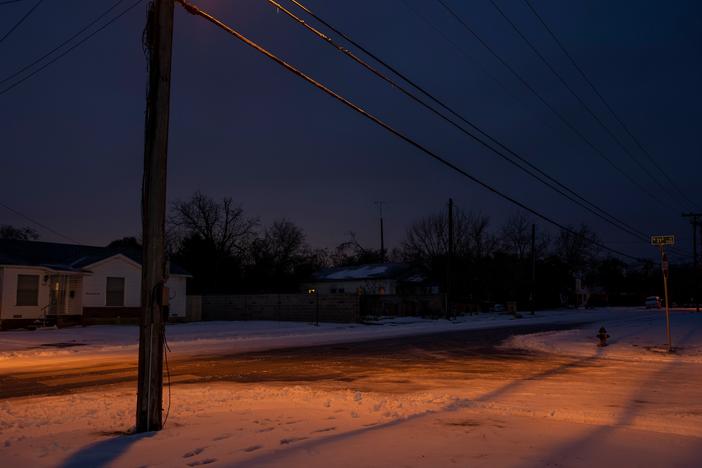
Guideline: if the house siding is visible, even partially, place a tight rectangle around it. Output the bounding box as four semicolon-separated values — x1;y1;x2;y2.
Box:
81;256;187;318
82;256;142;308
303;278;397;295
0;266;52;322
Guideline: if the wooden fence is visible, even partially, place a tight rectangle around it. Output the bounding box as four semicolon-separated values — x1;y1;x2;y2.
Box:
359;295;444;317
198;294;360;323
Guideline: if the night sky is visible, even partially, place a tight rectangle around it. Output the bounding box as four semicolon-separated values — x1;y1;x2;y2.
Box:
1;0;700;259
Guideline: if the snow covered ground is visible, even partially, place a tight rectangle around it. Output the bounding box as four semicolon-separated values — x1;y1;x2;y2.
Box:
504;309;702;363
4;379;701;467
1;308;701;467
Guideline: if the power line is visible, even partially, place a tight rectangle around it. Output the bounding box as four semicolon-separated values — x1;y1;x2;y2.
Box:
0;202;79;243
522;0;699;211
487;0;687;210
0;0;145;97
0;0;130;87
175;0;644;262
270;0;649;243
0;0;43;44
283;0;692;259
431;0;678;214
0;1;27;6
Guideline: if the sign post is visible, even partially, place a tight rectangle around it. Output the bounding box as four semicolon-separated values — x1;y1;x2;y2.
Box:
651;235;675;352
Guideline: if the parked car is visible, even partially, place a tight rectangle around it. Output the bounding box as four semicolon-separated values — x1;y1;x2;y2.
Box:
645;296;662;309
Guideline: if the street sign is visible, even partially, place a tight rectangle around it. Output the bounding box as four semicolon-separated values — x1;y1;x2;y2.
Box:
651;235;675;246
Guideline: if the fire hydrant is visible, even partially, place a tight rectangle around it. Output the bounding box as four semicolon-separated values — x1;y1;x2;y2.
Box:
596;326;610;347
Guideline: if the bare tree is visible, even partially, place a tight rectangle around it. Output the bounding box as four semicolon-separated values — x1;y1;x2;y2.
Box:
499;213;553;259
107;236;141;249
251;219;306;274
401;209;495;265
499;212;531;260
465;211;497;259
554;224;600;274
170;191;258;256
331;232;382;266
0;225;39;241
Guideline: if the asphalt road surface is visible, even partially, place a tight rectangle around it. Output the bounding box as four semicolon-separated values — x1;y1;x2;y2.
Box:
1;322;585;399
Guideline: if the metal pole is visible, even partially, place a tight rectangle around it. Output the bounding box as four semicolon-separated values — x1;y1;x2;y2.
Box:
660;247;672;352
137;0;174;433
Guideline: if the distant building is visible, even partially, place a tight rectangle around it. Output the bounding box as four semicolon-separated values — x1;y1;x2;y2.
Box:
574;274;608;308
303;263;435;296
0;239;190;330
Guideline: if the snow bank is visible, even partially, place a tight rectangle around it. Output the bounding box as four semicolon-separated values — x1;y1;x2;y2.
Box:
503;310;702;363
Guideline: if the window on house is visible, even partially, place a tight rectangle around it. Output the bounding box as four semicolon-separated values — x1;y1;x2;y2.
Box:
106;277;125;307
16;274;39;306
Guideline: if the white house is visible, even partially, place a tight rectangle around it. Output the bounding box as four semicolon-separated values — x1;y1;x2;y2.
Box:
303;263;433;296
0;239;189;330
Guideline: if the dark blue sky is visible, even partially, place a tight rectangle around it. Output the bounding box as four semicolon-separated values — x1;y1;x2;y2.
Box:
1;0;700;259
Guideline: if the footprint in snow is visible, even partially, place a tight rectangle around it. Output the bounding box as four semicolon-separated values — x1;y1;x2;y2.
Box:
183;447;206;458
243;445;262;452
312;427;336;433
257;427;274;433
280;437;308;445
212;434;231;441
186;459;217;467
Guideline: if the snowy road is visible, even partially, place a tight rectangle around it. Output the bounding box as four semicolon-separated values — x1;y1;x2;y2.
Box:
0;322;583;399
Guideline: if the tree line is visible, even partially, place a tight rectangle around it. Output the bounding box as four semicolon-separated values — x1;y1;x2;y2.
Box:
2;191;697;307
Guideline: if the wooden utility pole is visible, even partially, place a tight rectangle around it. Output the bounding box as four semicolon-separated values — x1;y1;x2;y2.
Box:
682;213;701;313
530;223;536;315
446;198;454;319
375;201;386;262
137;0;175;433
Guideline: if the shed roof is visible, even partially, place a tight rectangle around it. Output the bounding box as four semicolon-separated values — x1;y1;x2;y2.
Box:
311;263;420;282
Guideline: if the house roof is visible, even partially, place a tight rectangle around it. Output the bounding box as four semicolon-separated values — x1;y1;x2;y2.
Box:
0;239;189;276
311;263;422;282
